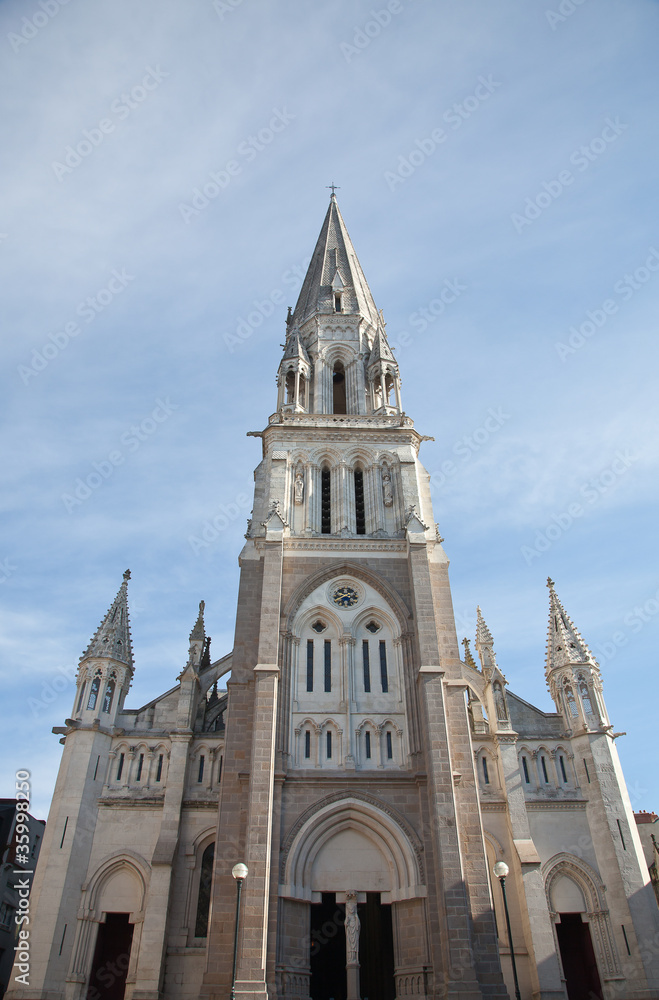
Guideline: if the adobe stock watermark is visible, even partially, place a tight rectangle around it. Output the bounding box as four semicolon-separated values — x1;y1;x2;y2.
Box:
428;407;512;492
188;492;252;554
521;450;637;565
212;0;246;18
590;584;659;667
545;0;590;31
340;0;415;63
384;76;501;192
13;769;34;988
61;398;178;513
0;557;18;584
387;279;467;353
223;256;310;352
17;268;135;385
52;67;169;181
7;0;72;54
511;118;627;234
555;247;659;361
28;664;77;717
179;107;295;223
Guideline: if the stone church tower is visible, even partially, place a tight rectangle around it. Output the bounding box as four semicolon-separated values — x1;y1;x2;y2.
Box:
9;196;659;1000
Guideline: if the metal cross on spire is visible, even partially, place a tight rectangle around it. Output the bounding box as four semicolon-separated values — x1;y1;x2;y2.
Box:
327;182;340;197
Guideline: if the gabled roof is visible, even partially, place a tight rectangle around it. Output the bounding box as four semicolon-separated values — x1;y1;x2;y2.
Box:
368;325;396;368
291;195;379;329
81;570;133;668
281;329;311;365
545;577;598;675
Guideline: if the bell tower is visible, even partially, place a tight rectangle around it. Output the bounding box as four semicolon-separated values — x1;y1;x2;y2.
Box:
201;195;509;1000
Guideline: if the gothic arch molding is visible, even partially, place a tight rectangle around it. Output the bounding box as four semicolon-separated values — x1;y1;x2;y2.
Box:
543;853;621;978
284;562;413;633
279;791;425;903
83;850;150;917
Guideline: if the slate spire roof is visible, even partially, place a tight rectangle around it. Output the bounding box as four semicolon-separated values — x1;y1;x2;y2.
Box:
81;569;133;668
368;324;397;366
545;577;598;675
291;193;379;329
190;600;206;641
281;329;311;364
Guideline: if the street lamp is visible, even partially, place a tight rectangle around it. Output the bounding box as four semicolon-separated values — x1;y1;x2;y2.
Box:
493;861;521;1000
231;863;248;1000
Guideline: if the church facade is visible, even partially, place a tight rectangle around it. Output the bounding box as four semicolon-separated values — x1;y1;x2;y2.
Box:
9;197;659;1000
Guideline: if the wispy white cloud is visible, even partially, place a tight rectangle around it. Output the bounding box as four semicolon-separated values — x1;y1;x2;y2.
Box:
2;0;659;817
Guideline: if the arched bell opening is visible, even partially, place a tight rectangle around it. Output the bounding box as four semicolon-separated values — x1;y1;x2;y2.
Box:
285;371;296;406
332;362;347;414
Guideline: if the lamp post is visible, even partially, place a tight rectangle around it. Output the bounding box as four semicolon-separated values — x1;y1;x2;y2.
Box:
231;863;248;1000
493;861;521;1000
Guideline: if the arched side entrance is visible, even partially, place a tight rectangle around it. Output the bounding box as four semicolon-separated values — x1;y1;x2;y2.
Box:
67;853;148;1000
544;854;621;1000
278;795;428;1000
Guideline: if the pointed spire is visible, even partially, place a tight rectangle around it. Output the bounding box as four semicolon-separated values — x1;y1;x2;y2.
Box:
291;196;379;329
475;606;497;673
475;606;494;649
190;600;206;641
282;329;311;364
81;570;133;668
545;578;598;675
368;325;396;367
462;637;478;671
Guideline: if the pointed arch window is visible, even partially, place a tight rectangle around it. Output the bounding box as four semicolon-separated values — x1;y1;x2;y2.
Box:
321;468;331;533
354;468;365;534
285;371;295;405
87;674;101;711
102;676;116;714
332;361;346;414
578;677;594;715
194;842;215;937
564;682;579;718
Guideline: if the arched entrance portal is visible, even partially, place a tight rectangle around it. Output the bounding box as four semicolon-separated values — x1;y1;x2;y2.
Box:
280;796;427;1000
544;855;621;1000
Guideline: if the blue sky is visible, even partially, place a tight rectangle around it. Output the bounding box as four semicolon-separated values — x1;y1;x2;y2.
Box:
1;0;658;819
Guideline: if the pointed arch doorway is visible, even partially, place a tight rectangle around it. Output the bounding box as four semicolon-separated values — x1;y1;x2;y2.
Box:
281;795;426;1000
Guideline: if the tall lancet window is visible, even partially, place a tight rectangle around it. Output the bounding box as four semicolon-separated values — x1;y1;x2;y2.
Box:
578;676;594;715
87;673;101;711
321;468;331;533
285;371;295;405
102;676;116;714
332;362;346;414
194;843;215;938
354;469;365;534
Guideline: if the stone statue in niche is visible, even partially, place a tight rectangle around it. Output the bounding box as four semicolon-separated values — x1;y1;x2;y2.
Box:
294;471;304;505
344;893;360;964
382;469;393;506
494;682;508;721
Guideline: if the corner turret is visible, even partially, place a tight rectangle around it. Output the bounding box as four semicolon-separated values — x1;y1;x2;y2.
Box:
72;570;133;725
545;578;610;733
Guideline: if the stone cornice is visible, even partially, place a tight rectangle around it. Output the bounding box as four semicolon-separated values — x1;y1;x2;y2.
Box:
98;796;165;808
280;539;407;552
525;799;588;810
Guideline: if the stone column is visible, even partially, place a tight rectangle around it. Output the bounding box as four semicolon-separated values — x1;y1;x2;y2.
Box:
495;732;567;1000
132;731;191;998
408;539;483;1000
233;533;283;1000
